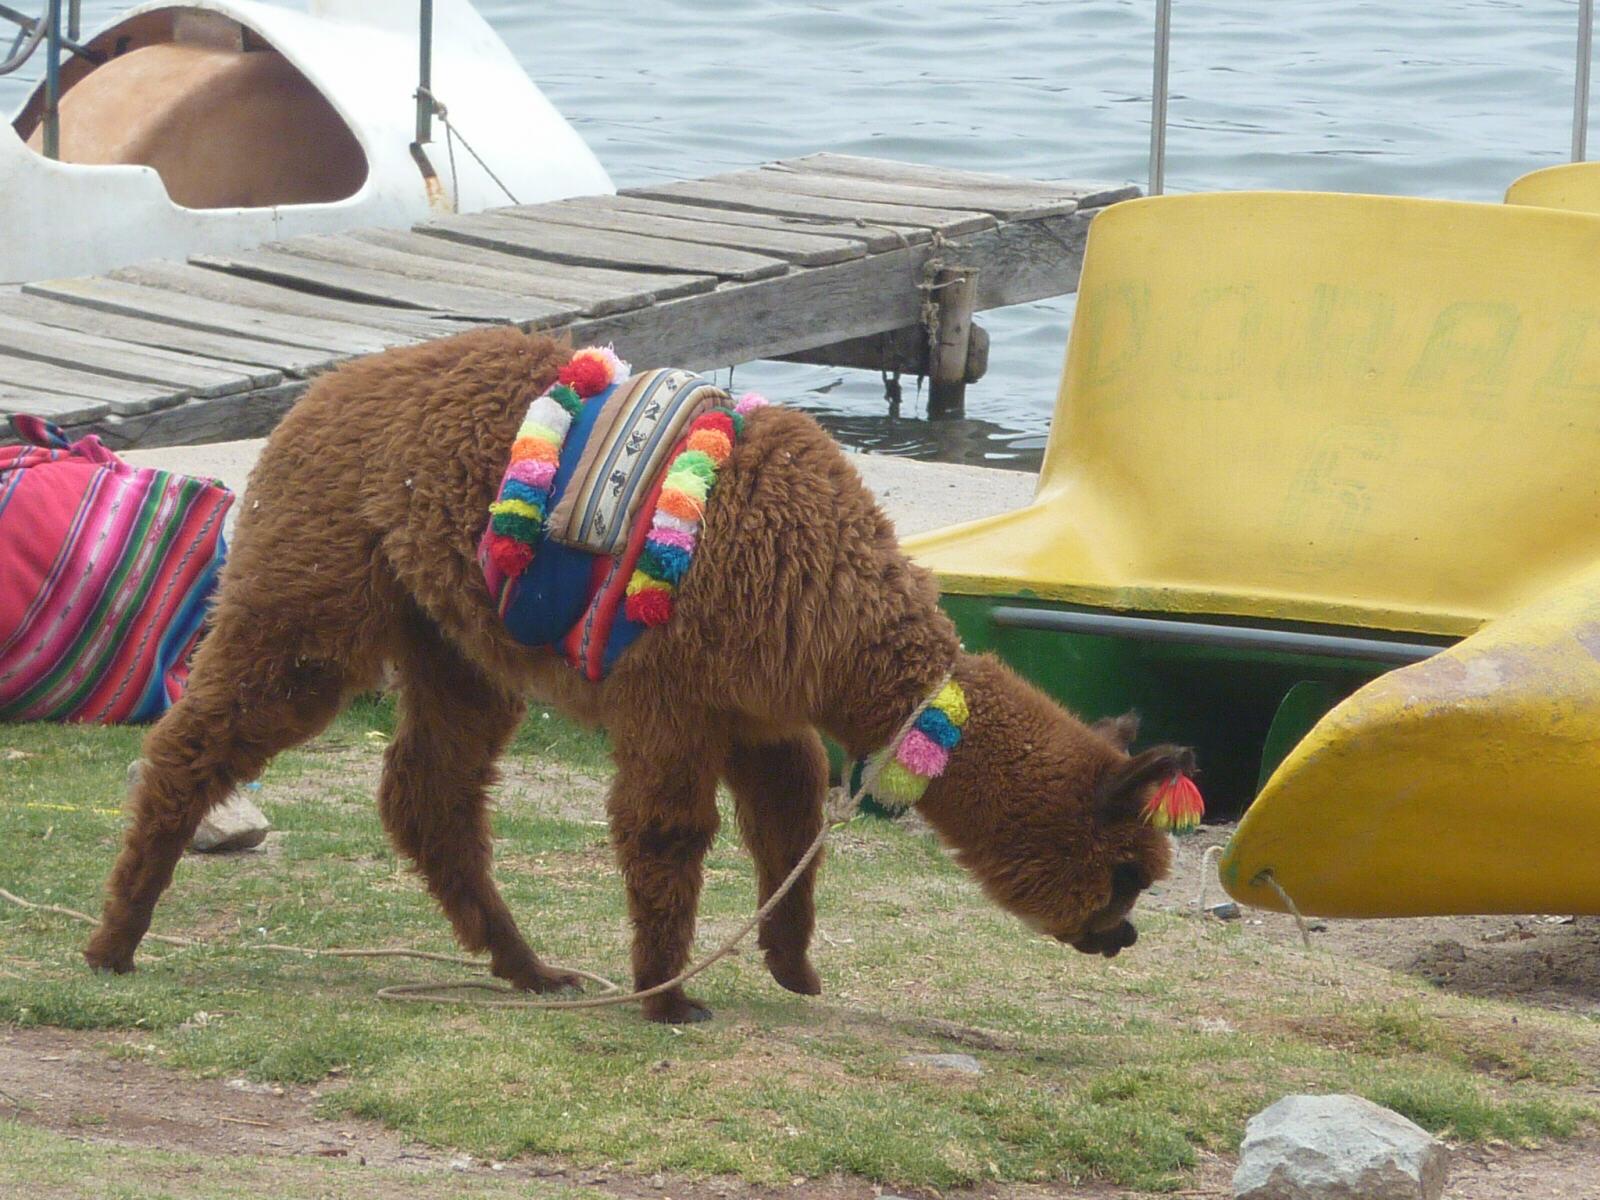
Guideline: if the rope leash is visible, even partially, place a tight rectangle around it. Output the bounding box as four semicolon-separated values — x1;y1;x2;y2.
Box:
0;683;949;1011
1253;869;1314;949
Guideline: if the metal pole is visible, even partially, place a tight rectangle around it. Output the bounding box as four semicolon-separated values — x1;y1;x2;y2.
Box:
66;0;77;40
42;0;60;159
990;607;1445;666
1576;0;1593;161
1149;0;1171;195
415;0;434;144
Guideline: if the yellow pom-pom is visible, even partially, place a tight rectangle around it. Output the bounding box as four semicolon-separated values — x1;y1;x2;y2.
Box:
931;680;968;727
872;761;928;808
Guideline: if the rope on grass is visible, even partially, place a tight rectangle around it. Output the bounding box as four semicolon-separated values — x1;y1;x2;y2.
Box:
0;885;618;980
0;681;944;1012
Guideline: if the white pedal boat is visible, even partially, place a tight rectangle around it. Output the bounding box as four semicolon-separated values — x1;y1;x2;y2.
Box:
2;0;613;284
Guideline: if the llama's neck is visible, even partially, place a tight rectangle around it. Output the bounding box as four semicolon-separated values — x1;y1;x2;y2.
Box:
911;653;1119;853
821;613;961;761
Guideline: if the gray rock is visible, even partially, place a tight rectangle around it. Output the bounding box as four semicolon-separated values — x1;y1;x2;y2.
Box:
904;1052;983;1075
1233;1094;1447;1200
190;791;270;852
126;760;270;853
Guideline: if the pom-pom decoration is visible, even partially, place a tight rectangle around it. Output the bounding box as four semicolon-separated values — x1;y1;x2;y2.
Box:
1143;773;1205;834
558;346;629;397
852;677;970;816
483;346;629;585
626;395;769;627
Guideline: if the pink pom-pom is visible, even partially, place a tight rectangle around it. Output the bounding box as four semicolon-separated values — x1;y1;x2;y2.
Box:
505;458;558;491
895;729;949;777
734;392;769;415
647;525;696;553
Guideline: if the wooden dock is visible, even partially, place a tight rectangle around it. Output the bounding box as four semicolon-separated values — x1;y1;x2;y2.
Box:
0;153;1134;449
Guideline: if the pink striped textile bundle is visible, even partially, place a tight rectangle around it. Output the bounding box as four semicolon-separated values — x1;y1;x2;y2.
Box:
0;415;233;723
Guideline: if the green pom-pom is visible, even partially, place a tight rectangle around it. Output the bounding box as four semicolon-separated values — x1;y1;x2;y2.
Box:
548;384;583;417
490;510;543;543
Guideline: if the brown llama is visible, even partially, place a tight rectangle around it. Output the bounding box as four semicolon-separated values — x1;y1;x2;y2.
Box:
84;327;1187;1023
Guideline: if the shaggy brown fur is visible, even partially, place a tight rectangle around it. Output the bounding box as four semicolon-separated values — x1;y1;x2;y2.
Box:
84;327;1184;1023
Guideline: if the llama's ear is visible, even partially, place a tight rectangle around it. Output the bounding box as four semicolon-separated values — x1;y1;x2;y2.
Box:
1094;745;1197;824
1089;710;1141;751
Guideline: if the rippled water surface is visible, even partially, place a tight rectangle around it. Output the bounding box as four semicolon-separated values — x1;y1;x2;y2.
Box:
5;1;1591;464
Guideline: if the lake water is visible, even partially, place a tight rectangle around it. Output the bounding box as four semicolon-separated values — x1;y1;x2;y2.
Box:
5;1;1591;465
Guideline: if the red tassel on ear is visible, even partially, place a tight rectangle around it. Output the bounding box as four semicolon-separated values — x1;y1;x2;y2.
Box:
1144;773;1204;833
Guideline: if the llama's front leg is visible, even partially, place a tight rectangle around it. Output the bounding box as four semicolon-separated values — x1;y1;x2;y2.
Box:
607;747;721;1023
380;616;581;993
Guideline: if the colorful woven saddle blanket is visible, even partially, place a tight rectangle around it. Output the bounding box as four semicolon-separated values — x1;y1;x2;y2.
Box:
479;347;767;681
0;415;232;723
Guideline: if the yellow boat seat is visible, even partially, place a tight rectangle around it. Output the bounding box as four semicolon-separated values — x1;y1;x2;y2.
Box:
904;191;1600;640
1221;558;1600;918
1503;160;1600;213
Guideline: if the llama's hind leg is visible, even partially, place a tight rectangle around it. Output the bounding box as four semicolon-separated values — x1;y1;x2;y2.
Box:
607;739;722;1023
723;730;827;997
85;622;354;973
379;614;580;993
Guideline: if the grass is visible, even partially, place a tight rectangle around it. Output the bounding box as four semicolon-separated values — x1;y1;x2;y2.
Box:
0;1120;606;1200
3;698;1600;1195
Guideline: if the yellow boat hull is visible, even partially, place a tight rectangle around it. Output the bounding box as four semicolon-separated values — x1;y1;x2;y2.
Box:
1220;561;1600;918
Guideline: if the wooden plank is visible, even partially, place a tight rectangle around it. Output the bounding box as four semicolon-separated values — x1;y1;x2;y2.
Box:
0;292;333;375
189;248;549;324
511;197;867;267
776;153;1141;211
575;194;923;253
568;209;1091;371
24;275;397;357
0;352;185;415
113;261;472;342
418;212;789;282
0;384;111;427
0;312;275;397
253;234;587;325
89;380;307;451
620;177;996;236
349;228;714;311
741;163;1083;220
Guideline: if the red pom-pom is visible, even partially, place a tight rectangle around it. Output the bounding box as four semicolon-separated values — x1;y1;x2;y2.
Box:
625;587;675;627
1143;774;1204;834
691;410;736;440
558;354;613;398
487;535;535;578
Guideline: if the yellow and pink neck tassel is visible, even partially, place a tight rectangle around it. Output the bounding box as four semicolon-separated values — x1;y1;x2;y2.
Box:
850;677;969;815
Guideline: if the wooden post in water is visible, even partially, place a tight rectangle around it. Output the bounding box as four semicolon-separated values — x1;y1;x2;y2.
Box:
927;264;977;419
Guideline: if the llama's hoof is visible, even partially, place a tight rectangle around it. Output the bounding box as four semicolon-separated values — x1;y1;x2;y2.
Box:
1068;920;1139;959
83;936;135;975
511;966;585;995
766;952;822;996
642;990;713;1024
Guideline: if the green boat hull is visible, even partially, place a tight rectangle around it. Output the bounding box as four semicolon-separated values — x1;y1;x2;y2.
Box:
937;594;1430;815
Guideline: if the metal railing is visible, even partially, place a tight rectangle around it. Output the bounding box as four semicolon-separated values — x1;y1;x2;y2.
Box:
0;0;93;159
1149;1;1598;195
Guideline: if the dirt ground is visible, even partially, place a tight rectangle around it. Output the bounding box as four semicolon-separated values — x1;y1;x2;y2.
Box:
6;808;1600;1198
